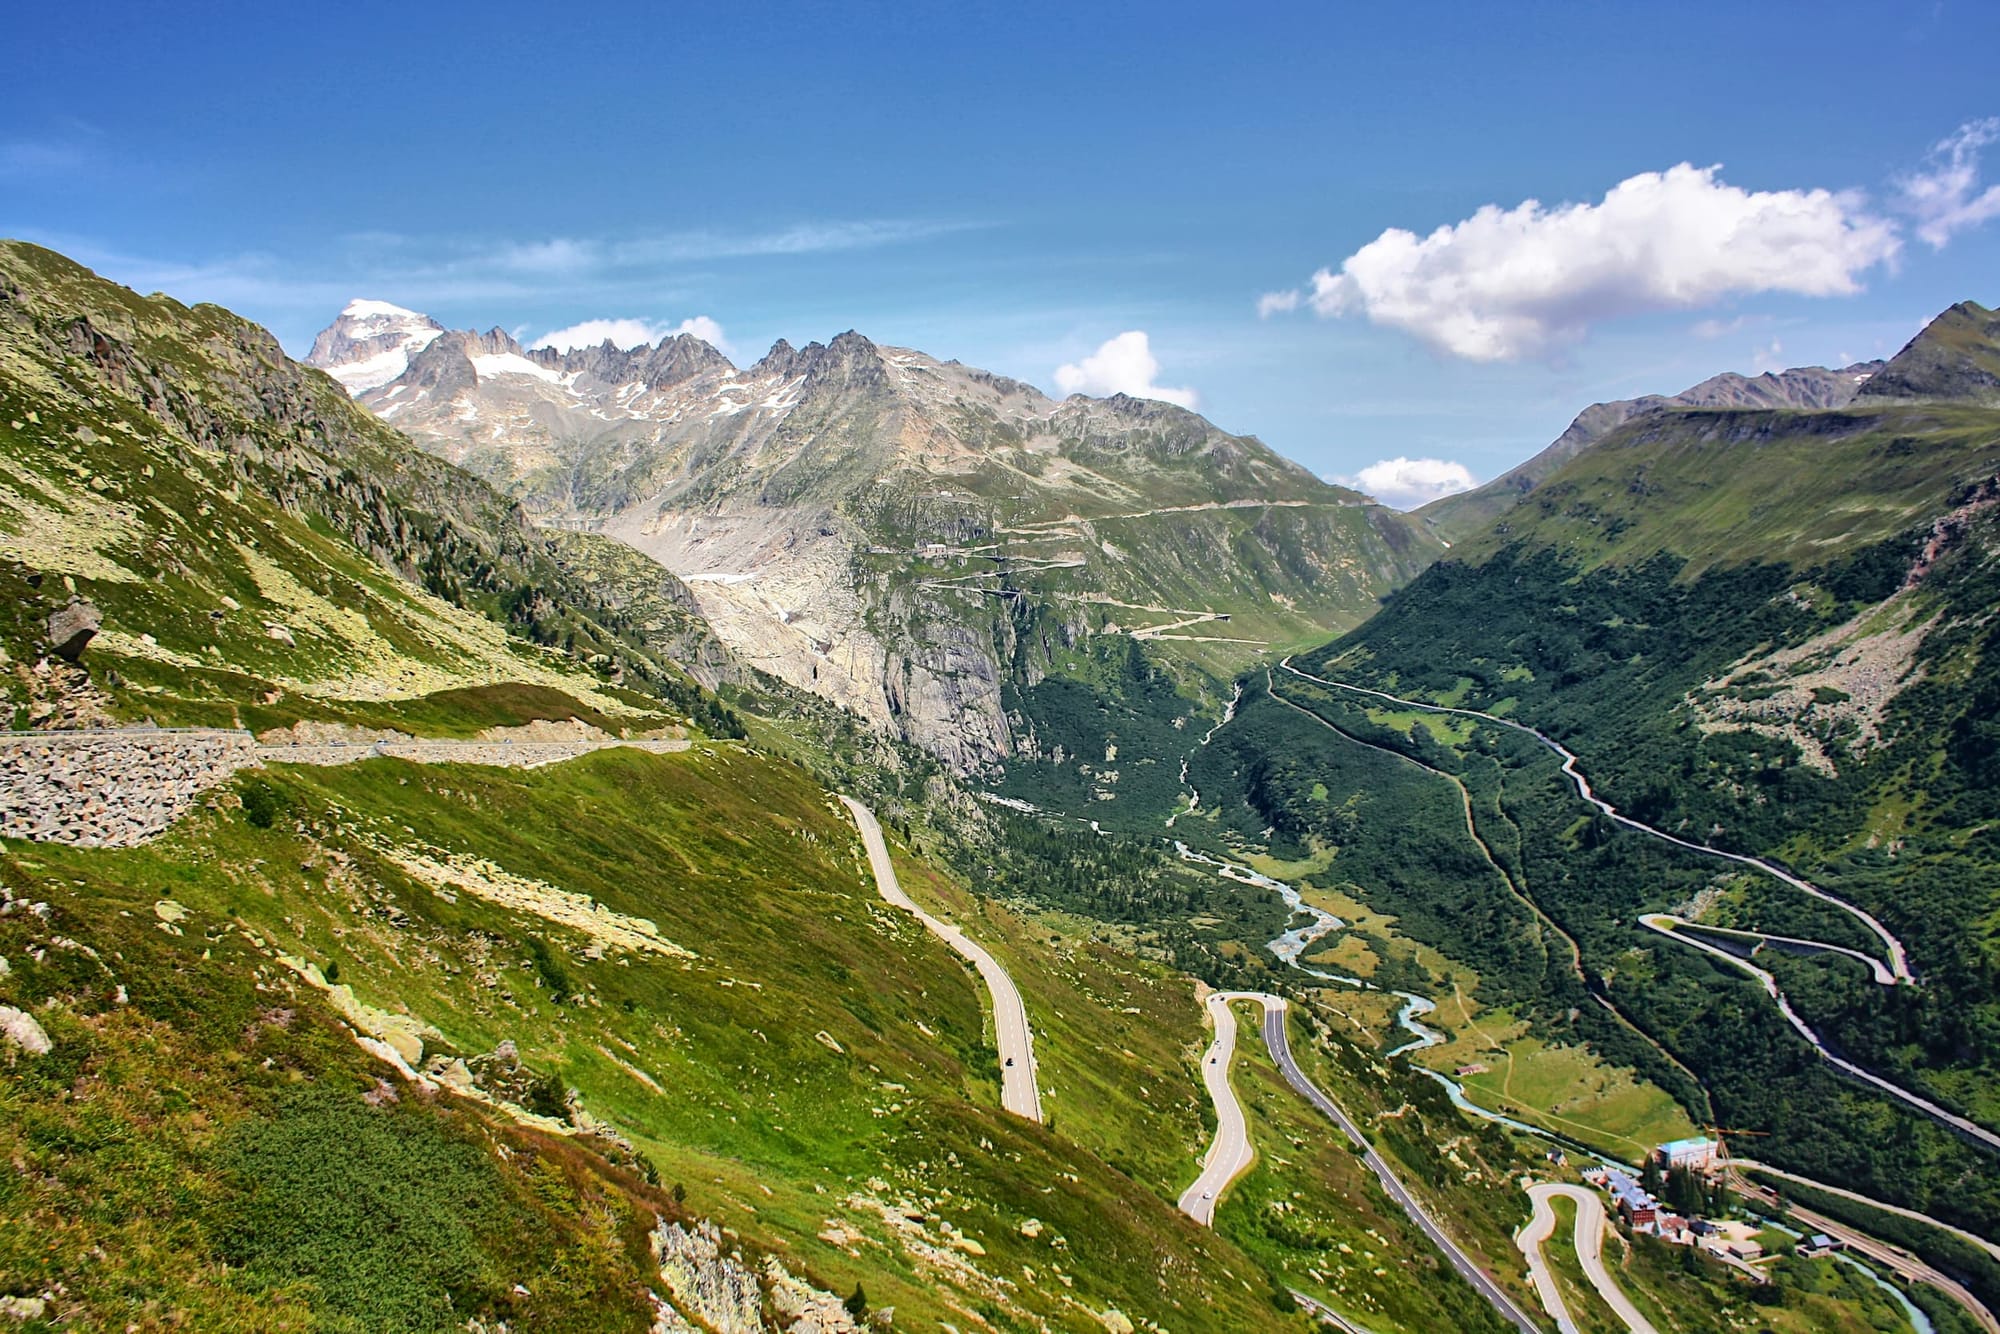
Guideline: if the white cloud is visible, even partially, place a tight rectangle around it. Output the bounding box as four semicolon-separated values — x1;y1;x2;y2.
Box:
1897;118;2000;248
1053;331;1199;408
1256;288;1302;318
1272;162;1900;362
530;315;731;356
1334;457;1479;510
493;238;598;275
1751;337;1786;374
0;139;88;178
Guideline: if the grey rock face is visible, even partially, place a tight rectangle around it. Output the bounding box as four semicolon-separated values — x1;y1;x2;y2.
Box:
652;1220;766;1334
303;296;1432;771
45;598;100;662
0;729;262;846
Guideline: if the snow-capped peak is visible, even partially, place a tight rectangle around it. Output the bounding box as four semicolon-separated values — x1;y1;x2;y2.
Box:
306;299;447;394
340;297;427;321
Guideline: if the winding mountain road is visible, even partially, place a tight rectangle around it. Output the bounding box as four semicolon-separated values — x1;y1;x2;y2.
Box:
1270;662;2000;1156
839;796;1043;1122
1645;914;1898;986
1179;991;1263;1224
1518;1183;1658;1334
1180;990;1542;1334
1640;915;2000;1152
1276;660;1912;982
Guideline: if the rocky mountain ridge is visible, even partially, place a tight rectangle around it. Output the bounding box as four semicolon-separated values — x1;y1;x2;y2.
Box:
1418;358;1888;542
310;303;1441;770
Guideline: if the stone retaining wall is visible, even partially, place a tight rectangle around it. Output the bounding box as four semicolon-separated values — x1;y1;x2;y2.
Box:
0;730;695;847
0;729;263;847
259;738;692;768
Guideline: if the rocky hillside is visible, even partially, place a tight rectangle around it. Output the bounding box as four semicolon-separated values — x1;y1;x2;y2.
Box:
1418;358;1886;543
311;308;1442;770
0;241;735;738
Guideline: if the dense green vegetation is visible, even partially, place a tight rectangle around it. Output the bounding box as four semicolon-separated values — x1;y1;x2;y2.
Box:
1752;1171;2000;1314
1224;394;2000;1246
3;742;1329;1330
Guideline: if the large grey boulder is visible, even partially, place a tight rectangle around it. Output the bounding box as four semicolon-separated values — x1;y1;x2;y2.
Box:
46;598;100;662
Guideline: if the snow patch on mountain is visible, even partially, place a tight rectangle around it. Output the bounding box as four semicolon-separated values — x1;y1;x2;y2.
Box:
308;299;446;393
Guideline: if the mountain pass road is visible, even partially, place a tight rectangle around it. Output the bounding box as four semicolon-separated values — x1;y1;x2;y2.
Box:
840;796;1043;1122
1519;1183;1658;1334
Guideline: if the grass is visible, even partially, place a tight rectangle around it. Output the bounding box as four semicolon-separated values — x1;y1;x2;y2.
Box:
1454;401;2000;578
1237;850;1699;1162
1413;1001;1701;1163
1;743;1308;1331
884;842;1215;1201
1541;1194;1625;1334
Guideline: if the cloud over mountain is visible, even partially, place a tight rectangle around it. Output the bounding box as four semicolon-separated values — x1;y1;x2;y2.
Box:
1054;331;1199;407
531;315;731;356
1336;456;1477;509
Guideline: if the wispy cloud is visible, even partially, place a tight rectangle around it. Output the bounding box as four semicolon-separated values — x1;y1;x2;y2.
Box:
1691;313;1762;339
611;218;980;264
1896;117;2000;248
423;218;983;278
1255;288;1301;318
530;315;732;356
9;215;978;349
0;139;89;178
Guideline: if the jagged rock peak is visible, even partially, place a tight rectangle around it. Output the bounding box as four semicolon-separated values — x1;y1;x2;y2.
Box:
752;331;886;389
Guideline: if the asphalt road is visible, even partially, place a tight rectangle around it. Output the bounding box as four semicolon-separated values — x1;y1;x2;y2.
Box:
1640;915;2000;1153
1178;991;1264;1225
1519;1183;1658;1334
1259;999;1544;1334
1277;658;1912;982
1176;988;1536;1328
839;796;1043;1122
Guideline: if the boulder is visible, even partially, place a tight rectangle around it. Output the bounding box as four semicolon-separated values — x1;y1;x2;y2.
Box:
0;1006;52;1056
46;598;101;662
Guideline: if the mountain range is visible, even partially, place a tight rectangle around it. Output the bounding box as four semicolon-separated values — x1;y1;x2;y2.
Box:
1418;358;1890;542
307;301;1439;769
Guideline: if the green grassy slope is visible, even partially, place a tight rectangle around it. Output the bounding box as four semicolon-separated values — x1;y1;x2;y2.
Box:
3;745;1313;1330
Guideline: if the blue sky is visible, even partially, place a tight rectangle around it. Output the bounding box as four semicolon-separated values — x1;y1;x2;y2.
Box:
6;1;1999;505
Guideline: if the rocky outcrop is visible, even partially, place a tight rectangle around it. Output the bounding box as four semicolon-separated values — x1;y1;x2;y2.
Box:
652;1221;766;1334
0;727;696;848
0;728;261;846
45;598;100;663
300;289;1438;772
649;1219;880;1334
0;1006;52;1057
1857;301;2000;406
